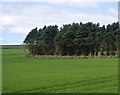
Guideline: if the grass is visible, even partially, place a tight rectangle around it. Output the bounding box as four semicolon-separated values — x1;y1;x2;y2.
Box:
2;49;118;93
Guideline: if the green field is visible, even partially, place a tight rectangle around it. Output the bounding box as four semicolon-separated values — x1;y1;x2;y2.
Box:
2;49;118;93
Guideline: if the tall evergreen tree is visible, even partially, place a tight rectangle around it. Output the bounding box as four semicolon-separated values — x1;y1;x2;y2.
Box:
23;22;119;57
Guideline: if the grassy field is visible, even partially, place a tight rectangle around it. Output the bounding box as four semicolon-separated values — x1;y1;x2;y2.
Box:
2;49;118;93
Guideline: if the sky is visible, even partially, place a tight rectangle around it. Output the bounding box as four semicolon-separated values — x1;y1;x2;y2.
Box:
0;0;119;45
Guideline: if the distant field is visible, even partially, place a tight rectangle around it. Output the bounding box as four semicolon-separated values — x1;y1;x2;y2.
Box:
1;45;23;49
2;49;118;93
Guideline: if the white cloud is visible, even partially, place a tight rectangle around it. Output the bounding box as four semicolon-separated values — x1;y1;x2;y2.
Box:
1;0;119;2
0;26;4;33
73;13;117;26
49;2;98;8
0;16;17;26
108;8;118;16
7;13;117;34
9;26;31;34
0;37;2;42
0;2;118;35
0;15;19;33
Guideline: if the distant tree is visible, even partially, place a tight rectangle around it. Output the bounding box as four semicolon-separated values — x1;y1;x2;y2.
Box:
23;22;119;57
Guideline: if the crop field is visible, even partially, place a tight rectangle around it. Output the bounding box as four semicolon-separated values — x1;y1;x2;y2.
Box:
2;49;118;93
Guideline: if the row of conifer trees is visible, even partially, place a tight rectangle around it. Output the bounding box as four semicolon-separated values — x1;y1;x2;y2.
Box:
24;22;120;57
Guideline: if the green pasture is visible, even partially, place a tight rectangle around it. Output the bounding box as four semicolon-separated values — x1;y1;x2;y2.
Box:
2;49;118;93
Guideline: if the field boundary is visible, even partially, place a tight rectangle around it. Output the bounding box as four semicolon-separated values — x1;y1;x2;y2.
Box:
22;54;119;59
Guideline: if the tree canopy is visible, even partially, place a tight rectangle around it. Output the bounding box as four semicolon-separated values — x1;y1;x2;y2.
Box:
24;22;120;57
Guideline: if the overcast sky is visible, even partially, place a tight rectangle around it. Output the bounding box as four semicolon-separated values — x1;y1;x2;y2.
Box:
0;0;118;45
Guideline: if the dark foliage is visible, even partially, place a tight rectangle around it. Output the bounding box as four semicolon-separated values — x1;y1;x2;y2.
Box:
24;22;120;57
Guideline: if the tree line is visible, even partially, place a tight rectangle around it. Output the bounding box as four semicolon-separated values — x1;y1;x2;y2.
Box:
23;22;120;57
